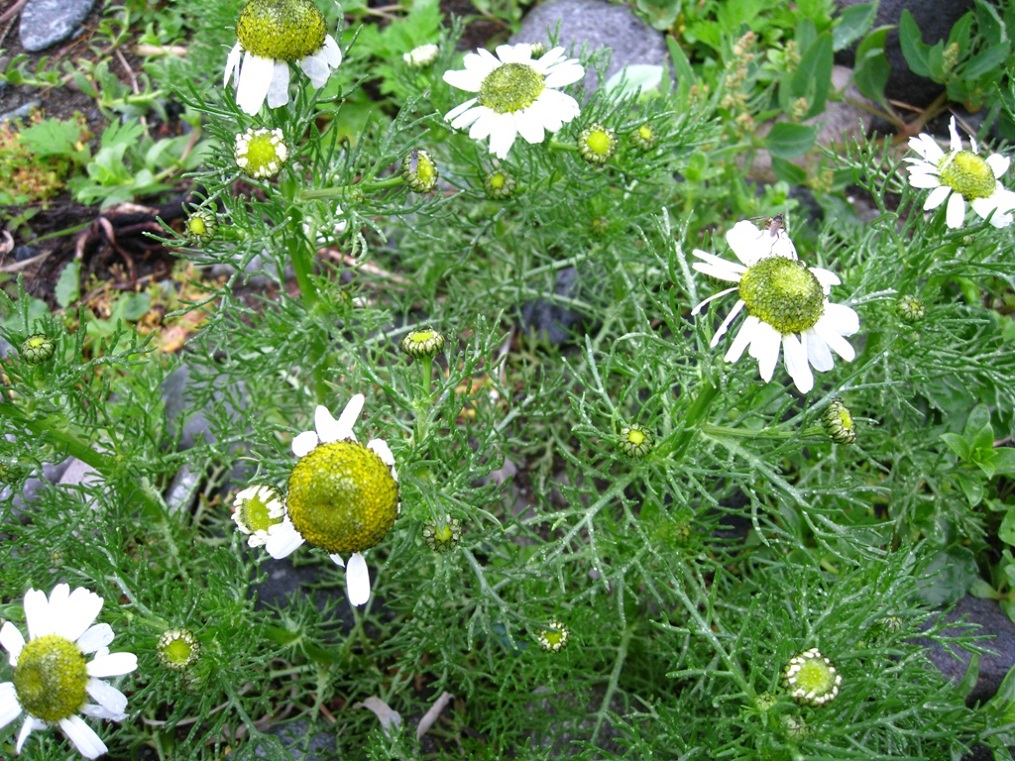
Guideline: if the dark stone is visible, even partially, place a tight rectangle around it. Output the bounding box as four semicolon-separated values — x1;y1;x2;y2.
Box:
834;0;975;108
511;0;669;94
917;595;1015;705
519;266;588;346
19;0;97;52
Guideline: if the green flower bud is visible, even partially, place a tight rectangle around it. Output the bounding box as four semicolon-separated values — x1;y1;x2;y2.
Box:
403;43;439;68
400;328;445;358
578;123;617;166
422;514;463;552
402;149;439;193
783;648;841;706
895;294;926;324
21;334;55;364
631;123;657;151
184;208;218;244
536;619;570;652
618;424;653;457
483;170;517;200
821;399;856;445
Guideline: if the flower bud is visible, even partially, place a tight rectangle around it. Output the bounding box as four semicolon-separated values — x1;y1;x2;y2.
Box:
484;170;516;200
400;328;445;358
402;149;439;193
783;648;841;706
631;123;657;151
618;424;653;457
403;43;439;68
821;400;857;445
536;619;570;652
157;628;201;671
234;127;288;179
895;294;926;324
422;514;463;552
184;208;218;244
21;334;55;364
578;123;617;166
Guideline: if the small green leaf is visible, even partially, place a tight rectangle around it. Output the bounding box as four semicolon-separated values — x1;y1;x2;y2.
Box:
941;432;972;461
999;510;1015;546
833;2;878;51
764;122;818;159
55;261;81;309
956;472;984;506
852;26;892;103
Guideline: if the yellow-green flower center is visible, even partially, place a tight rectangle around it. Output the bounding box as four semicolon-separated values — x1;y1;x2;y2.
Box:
286;441;399;555
234;129;288;179
479;63;545;114
579;124;616;163
784;648;840;706
402;150;438;193
237;489;282;533
13;635;89;722
236;0;327;62
738;257;824;335
938;150;996;200
157;629;200;671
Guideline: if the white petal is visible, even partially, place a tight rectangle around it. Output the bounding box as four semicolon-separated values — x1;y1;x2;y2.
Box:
748;321;782;382
300;51;330;88
692;249;746;281
87;651;137;678
292;430;320;457
223;42;243;87
236;54;274;115
515;112;545;144
26;585;60;639
725;314;760;364
805;328;834;372
809;267;840;290
813;320;856;362
486;118;518;159
690;287;738;317
543;60;585;88
725;221;769;266
0;682;22;729
443;67;486;92
445;99;480;125
329;553;346;567
769;229;798;259
332;394;365;442
908;133;944;162
16;716;42;754
265;518;305;559
321;35;343;67
908;171;942;189
85;678;129;715
822;302;860;336
59;715;108;759
1;622;25;665
495;43;531;64
57;587;103;643
266;61;290;109
710;299;746;347
923;184;951;211
77;624;114;654
945;192;966;228
367;438;396;470
782;333;813;393
986;153;1010;179
947;116;963;152
346;553;371;606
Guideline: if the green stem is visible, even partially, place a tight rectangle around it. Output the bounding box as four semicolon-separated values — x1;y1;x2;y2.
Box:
299;176;405;201
654;377;720;460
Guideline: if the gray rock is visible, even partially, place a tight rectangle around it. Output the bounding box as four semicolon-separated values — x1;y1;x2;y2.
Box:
512;0;669;93
835;0;975;108
918;595;1015;705
0;100;42;124
519;266;589;346
19;0;97;52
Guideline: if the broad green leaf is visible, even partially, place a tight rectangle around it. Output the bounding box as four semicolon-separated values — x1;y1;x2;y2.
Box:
789;31;833;118
999;509;1015;546
853;26;892;103
940;432;972;460
833;2;878;51
55;261;81;309
899;10;931;77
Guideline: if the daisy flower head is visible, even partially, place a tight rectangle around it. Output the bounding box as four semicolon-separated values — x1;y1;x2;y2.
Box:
0;584;137;759
905;115;1015;229
266;394;400;607
691;218;860;395
223;0;342;116
232;484;285;547
443;43;584;159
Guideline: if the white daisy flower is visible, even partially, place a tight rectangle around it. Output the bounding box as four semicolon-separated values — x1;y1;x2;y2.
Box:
266;394;400;607
905;115;1015;229
691;219;860;394
0;584;137;759
443;43;584;159
223;0;342;116
232;485;285;548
